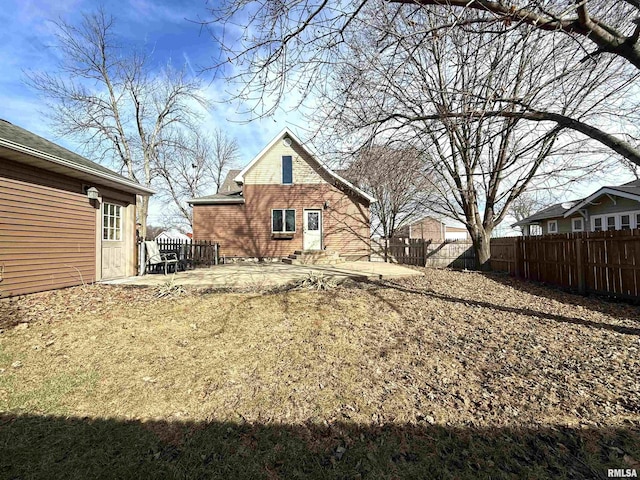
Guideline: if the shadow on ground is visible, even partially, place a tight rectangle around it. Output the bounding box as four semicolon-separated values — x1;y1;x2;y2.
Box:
368;273;640;337
0;414;638;479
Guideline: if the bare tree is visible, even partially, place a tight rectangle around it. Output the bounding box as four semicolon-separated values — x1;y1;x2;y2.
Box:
318;9;620;268
393;1;640;68
26;9;208;237
145;225;166;240
508;191;559;234
154;129;239;229
345;146;431;240
203;1;640;167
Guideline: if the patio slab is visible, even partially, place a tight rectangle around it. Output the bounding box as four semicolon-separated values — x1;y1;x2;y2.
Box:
103;261;423;289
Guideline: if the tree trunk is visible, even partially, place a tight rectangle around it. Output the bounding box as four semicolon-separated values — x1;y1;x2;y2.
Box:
138;195;149;239
472;230;492;271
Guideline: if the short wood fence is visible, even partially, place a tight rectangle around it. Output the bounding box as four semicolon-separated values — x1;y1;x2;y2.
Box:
137;238;219;274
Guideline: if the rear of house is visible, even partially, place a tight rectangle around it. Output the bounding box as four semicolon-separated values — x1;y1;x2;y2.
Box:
0;119;153;297
189;129;375;261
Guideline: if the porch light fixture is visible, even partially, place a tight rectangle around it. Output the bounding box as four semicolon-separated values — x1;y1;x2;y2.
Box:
86;186;100;200
323;200;330;209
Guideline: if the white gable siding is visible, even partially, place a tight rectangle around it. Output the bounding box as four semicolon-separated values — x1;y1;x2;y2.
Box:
243;139;326;185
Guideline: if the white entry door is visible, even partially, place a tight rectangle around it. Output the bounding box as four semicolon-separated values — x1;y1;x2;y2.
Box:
101;202;126;279
303;209;322;251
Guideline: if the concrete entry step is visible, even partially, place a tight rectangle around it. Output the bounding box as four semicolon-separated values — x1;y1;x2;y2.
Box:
283;250;345;265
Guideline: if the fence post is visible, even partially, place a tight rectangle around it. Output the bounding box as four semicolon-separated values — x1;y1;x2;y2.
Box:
514;237;522;278
404;238;409;262
575;238;586;295
138;240;146;275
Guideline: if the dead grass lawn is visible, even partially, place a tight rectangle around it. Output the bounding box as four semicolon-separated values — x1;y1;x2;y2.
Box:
1;269;639;478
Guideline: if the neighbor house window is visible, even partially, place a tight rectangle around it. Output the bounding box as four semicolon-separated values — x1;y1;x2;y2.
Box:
547;220;558;234
103;203;122;241
272;209;295;233
636;213;640;229
621;214;631;230
593;217;603;231
572;218;584;232
606;216;616;230
530;224;543;236
282;155;293;184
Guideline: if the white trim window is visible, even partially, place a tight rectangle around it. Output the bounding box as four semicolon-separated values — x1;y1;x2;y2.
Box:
272;209;296;233
591;210;640;231
547;220;558;234
620;214;631;230
572;217;584;232
103;203;122;241
282;155;293;185
592;217;603;232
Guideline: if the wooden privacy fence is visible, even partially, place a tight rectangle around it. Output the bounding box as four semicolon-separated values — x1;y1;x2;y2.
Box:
137;238;219;274
490;230;640;299
371;237;477;268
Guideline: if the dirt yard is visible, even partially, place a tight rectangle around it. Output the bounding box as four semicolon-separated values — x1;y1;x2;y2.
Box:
0;269;639;479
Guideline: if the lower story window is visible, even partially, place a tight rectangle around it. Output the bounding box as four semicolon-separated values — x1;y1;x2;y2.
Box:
103;203;122;241
547;220;558;234
272;209;295;233
591;211;640;231
593;217;603;231
621;214;631;230
572;218;584;232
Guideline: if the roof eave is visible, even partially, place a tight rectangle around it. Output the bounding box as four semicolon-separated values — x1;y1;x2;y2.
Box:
188;198;246;205
563;187;640;217
0;138;155;195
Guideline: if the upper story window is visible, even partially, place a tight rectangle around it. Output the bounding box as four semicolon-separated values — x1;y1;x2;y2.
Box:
282;155;293;184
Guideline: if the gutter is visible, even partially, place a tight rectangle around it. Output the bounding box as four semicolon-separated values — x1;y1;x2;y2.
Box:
0;138;155;195
188;198;246;205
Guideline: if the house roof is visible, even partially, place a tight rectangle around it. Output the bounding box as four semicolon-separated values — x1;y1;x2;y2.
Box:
188;169;246;205
563;180;640;217
234;128;377;204
0;119;154;195
219;169;242;194
511;200;582;227
188;191;245;205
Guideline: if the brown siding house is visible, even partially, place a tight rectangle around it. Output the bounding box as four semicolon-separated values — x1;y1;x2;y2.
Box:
0;119;153;297
395;216;469;242
190;129;375;260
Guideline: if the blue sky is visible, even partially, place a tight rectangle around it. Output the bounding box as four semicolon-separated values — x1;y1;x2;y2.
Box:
1;0;633;233
0;0;301;226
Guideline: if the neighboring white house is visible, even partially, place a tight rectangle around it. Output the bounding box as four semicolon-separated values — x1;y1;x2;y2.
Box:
156;229;191;242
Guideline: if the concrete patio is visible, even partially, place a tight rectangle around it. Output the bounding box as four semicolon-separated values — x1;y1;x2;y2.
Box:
104;261;423;289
